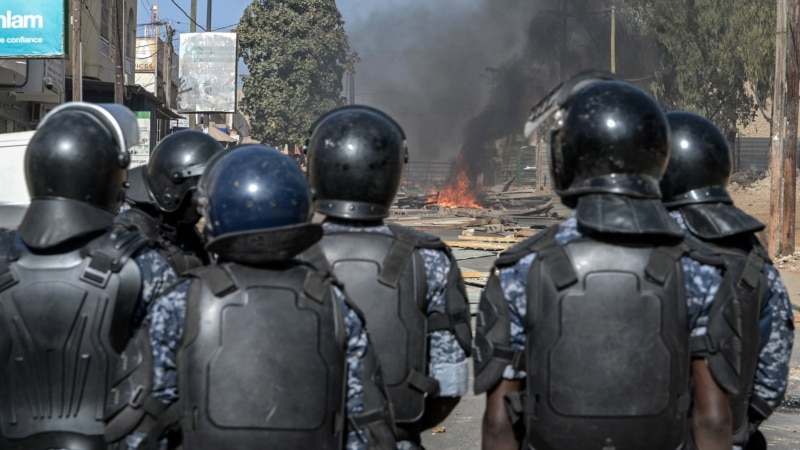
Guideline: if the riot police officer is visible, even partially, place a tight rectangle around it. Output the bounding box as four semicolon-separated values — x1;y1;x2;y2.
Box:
474;75;734;450
105;144;397;449
660;111;794;448
119;129;224;273
304;105;473;448
0;102;182;450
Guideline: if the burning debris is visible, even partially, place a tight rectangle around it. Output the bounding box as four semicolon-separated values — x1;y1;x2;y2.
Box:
437;154;483;209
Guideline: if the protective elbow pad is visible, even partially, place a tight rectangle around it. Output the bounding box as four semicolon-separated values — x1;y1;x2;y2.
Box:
104;327;165;448
444;250;473;355
473;274;515;395
352;333;398;449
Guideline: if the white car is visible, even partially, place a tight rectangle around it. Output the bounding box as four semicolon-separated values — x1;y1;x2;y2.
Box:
0;131;33;229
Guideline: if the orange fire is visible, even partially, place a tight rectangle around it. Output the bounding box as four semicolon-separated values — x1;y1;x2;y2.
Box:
436;154;482;209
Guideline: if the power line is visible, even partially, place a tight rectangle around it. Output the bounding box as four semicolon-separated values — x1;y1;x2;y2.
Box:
168;0;206;31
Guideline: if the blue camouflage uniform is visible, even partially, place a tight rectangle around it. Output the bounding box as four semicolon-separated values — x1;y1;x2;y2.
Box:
496;216;722;380
668;211;795;420
322;221;469;450
125;278;380;450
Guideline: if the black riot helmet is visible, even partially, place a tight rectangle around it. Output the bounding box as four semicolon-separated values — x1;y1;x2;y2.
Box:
142;129;224;212
548;80;670;208
660;111;733;207
25;102;139;213
306;105;408;220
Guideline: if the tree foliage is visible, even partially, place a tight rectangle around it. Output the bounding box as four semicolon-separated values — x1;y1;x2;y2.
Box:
632;0;775;135
235;0;355;147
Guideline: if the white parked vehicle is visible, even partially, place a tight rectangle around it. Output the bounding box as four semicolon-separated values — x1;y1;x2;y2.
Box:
0;131;34;228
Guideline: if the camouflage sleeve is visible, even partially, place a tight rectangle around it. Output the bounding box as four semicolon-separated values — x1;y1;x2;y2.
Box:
496;252;537;379
333;285;370;450
131;248;180;331
752;265;795;411
419;248;468;397
148;279;189;403
680;256;722;337
122;274;189;450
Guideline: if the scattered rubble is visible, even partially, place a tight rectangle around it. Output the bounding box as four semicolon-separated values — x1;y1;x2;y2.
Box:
773;253;800;272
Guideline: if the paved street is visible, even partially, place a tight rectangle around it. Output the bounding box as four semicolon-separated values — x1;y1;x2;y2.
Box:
416;227;800;450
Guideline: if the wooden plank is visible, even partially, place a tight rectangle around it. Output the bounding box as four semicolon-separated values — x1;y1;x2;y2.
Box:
460;269;485;279
457;235;522;243
445;240;510;251
514;230;539;237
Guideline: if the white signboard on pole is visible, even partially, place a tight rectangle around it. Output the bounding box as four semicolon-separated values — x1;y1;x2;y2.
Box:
130;111;151;167
177;32;237;113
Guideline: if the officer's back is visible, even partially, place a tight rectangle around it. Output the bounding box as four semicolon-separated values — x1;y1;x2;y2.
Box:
475;74;734;450
304;106;473;448
0;103;179;450
660;111;795;448
104;144;397;450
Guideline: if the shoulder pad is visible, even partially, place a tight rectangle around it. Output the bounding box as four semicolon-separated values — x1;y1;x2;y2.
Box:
187;264;238;297
495;226;557;268
386;223;446;249
751;240;772;265
78;225;149;289
683;234;726;267
298;243;333;274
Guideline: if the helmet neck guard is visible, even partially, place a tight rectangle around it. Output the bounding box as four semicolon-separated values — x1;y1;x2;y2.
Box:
662;186;732;208
559;173;662;209
206;223;323;265
18;198;114;249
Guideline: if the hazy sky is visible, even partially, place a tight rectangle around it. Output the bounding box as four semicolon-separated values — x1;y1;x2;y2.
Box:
140;0;532;161
136;0;423;42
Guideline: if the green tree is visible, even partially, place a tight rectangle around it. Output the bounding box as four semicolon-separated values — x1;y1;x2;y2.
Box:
236;0;356;147
632;0;775;139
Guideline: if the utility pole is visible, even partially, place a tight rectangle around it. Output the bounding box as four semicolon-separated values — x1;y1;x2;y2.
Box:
769;0;790;256
559;0;568;80
348;72;355;104
610;5;616;73
114;0;124;103
204;0;212;129
781;0;800;255
166;26;175;111
70;0;82;101
189;0;197;129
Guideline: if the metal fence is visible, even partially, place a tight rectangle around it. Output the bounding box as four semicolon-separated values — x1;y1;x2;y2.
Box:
401;161;452;194
402;137;780;195
732;137;800;173
734;137;771;172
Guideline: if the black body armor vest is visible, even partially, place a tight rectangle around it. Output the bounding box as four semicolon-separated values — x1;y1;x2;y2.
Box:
701;239;766;445
316;224;472;426
178;262;348;449
674;203;769;445
518;229;691;450
0;227;146;449
318;230;430;423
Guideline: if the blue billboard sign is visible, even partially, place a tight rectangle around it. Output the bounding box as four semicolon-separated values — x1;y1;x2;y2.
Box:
0;2;66;58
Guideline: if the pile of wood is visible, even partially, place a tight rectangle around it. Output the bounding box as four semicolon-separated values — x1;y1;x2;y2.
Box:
386;209;493;230
482;190;553;210
444;229;538;251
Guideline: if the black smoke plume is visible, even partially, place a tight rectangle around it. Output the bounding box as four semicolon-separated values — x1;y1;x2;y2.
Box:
345;0;657;186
